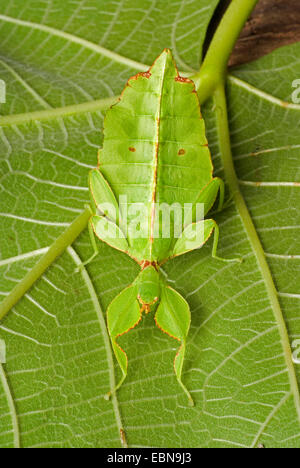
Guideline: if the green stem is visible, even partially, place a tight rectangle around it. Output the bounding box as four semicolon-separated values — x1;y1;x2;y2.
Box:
214;82;300;422
0;96;118;127
0;208;90;321
193;0;259;104
0;363;20;447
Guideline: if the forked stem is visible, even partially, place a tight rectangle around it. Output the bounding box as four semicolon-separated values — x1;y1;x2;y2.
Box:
192;0;259;103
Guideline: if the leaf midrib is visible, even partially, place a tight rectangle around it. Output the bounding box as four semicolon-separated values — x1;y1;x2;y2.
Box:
0;363;20;448
0;13;148;72
228;75;300;111
0;58;51;109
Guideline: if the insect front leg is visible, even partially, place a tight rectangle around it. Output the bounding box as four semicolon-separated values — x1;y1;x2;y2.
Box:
75;217;100;272
75;214;129;273
210;220;242;263
172;219;242;263
78;166;130;269
211;177;225;213
193;177;225;221
91;215;129;254
203;178;236;214
89;167;120;224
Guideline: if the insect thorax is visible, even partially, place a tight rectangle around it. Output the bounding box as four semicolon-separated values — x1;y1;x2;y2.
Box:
136;265;161;309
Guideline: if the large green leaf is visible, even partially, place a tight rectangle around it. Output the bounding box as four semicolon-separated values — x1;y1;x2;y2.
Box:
0;0;300;448
0;0;218;115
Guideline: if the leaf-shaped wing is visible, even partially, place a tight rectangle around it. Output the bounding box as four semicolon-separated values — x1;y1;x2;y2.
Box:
100;49;213;263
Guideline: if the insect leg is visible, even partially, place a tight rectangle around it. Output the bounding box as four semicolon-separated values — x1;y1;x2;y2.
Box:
154;285;194;406
105;284;141;400
193;177;224;221
172;219;242;263
215;179;236;213
89;168;119;224
87;217;99;260
210;221;242;263
208;178;235;214
75;218;100;272
91;214;129;254
172;219;215;258
215;177;225;212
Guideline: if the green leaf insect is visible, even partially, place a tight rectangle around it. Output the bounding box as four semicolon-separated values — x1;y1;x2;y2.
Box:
86;49;240;406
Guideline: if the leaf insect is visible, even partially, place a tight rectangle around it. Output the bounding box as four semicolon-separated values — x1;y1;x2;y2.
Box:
84;49;240;406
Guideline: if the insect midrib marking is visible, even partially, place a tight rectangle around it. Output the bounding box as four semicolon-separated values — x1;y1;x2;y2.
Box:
149;58;167;258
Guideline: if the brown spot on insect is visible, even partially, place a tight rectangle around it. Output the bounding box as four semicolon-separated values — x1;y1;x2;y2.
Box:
175;76;193;83
281;100;289;108
120;428;127;447
128;147;136;152
130;71;151;82
140;260;158;270
178;148;186;156
138;294;159;314
294;182;300;186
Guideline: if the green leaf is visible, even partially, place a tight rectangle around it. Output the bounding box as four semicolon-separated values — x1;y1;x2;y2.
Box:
0;1;300;448
0;0;219;115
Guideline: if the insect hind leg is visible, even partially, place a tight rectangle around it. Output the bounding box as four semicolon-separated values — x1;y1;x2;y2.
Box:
105;284;141;400
154;285;194;406
211;221;242;263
